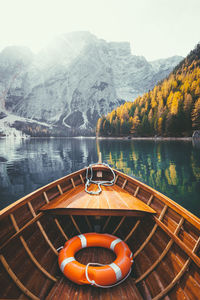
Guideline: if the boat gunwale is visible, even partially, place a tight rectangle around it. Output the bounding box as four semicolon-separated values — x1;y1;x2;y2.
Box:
114;168;200;229
1;165;200;230
0;167;87;219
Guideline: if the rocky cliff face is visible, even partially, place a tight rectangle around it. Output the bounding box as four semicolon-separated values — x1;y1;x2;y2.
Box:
0;31;183;135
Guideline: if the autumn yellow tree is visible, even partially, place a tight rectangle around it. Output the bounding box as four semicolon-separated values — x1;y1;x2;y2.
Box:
96;43;200;137
158;117;163;135
170;91;183;115
192;98;200;129
130;116;140;134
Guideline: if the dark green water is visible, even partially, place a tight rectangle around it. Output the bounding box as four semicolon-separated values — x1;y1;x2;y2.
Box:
0;138;199;217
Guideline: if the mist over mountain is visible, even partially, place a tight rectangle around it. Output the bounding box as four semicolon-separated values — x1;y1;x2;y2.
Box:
0;31;183;136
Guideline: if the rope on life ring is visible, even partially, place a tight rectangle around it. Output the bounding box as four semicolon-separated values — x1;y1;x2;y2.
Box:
85;261;133;288
58;233;133;287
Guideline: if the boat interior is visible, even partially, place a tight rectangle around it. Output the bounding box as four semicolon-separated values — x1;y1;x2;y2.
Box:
0;165;200;299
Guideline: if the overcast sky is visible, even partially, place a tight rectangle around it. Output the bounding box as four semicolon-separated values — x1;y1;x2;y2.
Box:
0;0;199;61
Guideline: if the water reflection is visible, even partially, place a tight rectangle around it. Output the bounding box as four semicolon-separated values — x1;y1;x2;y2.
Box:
0;138;199;217
0;138;98;209
98;140;200;217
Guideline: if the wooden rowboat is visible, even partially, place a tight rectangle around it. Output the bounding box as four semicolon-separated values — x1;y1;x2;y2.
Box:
0;163;200;299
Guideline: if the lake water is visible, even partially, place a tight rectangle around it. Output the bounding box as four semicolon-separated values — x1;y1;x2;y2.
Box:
0;138;200;217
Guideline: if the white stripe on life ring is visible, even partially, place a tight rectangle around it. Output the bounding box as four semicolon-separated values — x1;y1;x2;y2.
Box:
109;263;122;281
78;234;87;248
60;257;75;272
110;238;122;251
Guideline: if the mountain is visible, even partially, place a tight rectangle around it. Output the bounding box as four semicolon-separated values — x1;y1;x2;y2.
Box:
97;43;200;137
0;31;183;136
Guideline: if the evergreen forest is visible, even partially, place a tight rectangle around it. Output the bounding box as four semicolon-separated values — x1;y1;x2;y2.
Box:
96;44;200;137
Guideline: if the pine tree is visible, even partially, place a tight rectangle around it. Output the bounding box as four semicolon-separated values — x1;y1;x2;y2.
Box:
96;43;200;137
192;98;200;129
171;92;182;115
158;117;163;135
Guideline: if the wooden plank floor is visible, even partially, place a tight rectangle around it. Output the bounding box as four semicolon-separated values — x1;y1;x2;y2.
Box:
40;184;155;216
46;247;143;300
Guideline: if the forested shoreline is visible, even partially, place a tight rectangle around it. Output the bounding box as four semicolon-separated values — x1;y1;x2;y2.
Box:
96;44;200;137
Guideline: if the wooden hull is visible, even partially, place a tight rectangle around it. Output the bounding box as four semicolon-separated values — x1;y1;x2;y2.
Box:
0;165;200;299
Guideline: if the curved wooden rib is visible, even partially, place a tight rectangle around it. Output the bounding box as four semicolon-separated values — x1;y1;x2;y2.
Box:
71;178;75;188
57;183;82;236
0;213;42;250
153;258;191;300
157;204;168;220
114;174;118;184
44;191;68;241
56;185;63;195
43;191;49;203
36;221;58;255
112;216;126;234
54;218;68;241
135;217;184;283
152;235;200;299
124;194;154;242
155;216;200;268
134;205;168;258
134;224;158;258
136;240;174;285
0;254;39;300
124;220;140;242
27;202;58;256
10;214;57;282
85;216;92;231
103;216;111;232
122;179;127;189
70;215;81;234
20;236;57;281
147;194;154;205
79;174;84;184
134;186;140;197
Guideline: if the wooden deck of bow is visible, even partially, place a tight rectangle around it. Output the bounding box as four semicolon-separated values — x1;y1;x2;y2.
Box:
40;183;156;216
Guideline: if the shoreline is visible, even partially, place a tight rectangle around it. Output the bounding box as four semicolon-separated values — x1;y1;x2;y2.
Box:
96;136;193;141
0;136;196;141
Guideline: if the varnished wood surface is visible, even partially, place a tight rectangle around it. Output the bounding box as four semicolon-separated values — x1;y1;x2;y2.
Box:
0;168;86;219
1;164;200;299
115;168;200;229
46;247;143;300
40;183;156;216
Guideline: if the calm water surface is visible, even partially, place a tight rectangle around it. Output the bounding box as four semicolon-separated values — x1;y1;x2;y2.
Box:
0;138;199;217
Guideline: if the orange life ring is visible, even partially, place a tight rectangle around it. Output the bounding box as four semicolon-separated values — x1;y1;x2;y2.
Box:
58;233;133;287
